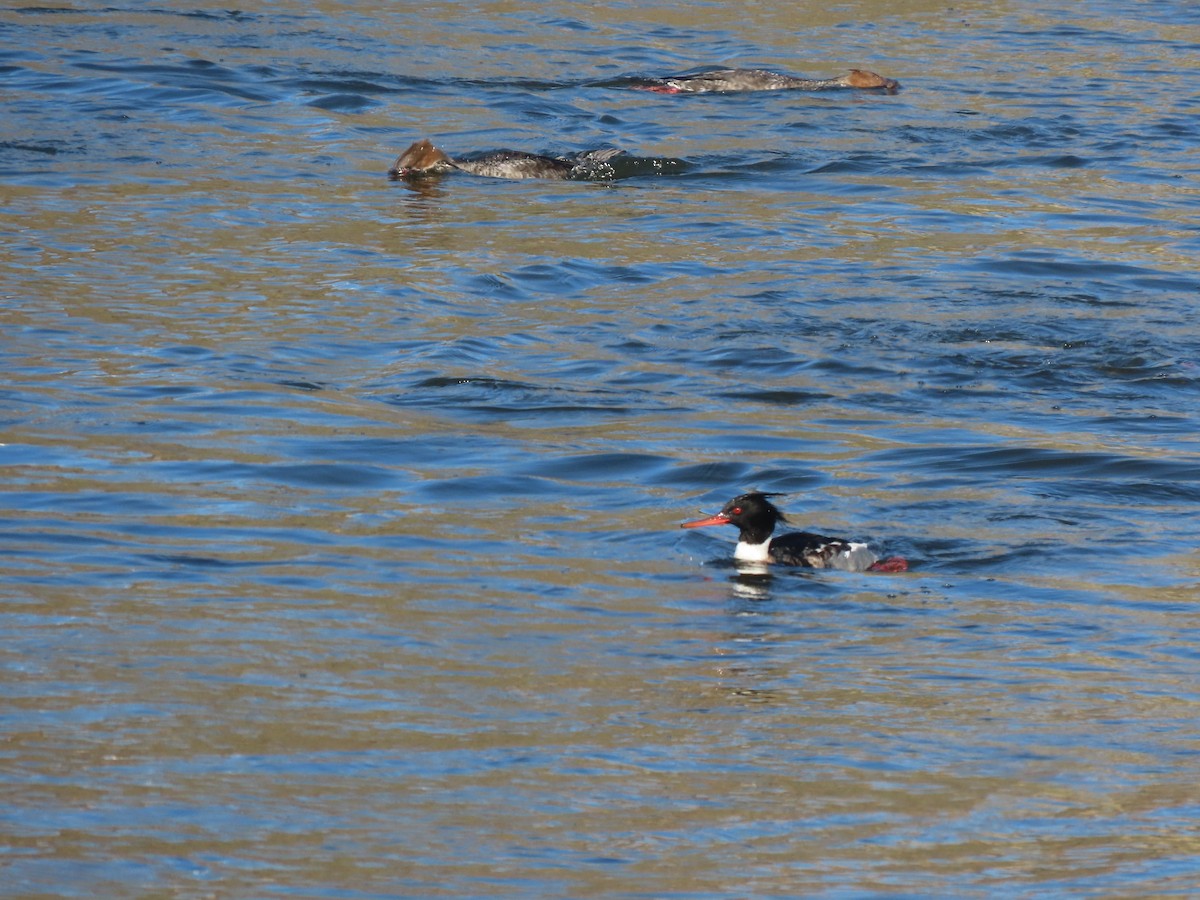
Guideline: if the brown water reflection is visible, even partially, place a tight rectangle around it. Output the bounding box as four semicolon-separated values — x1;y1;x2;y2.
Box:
4;0;1200;896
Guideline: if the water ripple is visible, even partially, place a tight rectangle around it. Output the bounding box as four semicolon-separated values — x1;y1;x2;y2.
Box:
4;2;1200;897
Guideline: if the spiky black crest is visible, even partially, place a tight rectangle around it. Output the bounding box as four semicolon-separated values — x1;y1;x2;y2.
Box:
729;491;789;525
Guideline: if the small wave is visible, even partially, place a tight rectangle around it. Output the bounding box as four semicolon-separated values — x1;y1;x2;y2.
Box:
872;444;1200;484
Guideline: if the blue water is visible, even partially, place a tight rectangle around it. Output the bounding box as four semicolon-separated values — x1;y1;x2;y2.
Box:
3;1;1200;896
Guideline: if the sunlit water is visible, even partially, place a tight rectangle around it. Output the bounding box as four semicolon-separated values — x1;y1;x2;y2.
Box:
3;0;1200;896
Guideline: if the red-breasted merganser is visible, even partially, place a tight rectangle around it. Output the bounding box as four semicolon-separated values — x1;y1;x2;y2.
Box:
640;67;899;94
389;138;624;180
681;492;908;572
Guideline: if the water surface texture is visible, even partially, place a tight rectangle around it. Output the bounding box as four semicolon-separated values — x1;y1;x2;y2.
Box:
3;0;1200;896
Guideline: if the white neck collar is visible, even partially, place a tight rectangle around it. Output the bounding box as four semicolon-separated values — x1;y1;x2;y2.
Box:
734;539;771;562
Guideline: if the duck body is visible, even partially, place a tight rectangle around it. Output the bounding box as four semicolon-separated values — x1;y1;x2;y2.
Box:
641;67;899;95
389;138;624;180
681;492;908;573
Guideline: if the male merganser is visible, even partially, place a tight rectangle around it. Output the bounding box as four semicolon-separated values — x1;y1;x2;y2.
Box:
388;138;624;180
639;67;899;94
681;492;908;572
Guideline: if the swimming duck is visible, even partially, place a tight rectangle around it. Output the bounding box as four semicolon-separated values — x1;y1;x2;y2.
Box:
389;138;624;180
681;491;908;572
640;67;899;94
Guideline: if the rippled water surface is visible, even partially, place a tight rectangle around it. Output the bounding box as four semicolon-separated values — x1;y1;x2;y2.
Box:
4;0;1200;896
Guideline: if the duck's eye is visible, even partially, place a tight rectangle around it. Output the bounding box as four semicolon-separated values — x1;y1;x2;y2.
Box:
730;507;742;515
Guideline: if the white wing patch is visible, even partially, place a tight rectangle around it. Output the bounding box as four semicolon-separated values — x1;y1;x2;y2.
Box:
835;542;879;572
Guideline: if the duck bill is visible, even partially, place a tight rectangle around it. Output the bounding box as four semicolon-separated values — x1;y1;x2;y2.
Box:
680;512;730;529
